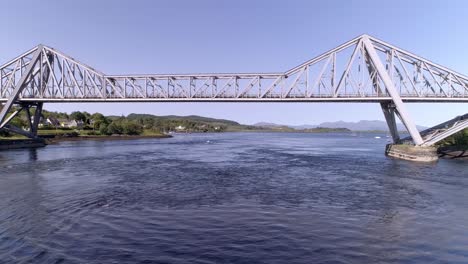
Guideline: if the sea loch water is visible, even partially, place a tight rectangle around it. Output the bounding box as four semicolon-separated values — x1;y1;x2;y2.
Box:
0;132;467;263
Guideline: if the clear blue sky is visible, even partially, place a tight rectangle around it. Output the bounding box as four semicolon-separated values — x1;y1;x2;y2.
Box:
1;0;467;126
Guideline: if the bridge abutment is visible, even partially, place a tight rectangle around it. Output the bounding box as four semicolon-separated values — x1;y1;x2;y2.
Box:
385;144;438;162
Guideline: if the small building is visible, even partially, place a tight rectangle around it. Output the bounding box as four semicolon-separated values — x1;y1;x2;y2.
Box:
61;120;84;129
45;117;61;127
175;125;186;131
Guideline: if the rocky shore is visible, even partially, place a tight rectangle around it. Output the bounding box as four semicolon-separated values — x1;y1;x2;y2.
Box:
438;146;468;160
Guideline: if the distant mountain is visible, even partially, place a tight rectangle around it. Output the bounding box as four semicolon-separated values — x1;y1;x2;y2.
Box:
317;120;427;131
254;120;427;132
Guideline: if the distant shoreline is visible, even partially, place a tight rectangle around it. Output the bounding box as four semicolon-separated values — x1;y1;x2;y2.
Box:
0;129;397;142
226;129;403;134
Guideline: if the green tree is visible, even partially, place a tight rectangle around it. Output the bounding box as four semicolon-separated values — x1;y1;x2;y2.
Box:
70;111;86;122
91;112;106;121
106;122;123;135
10;116;27;129
99;123;110;135
91;113;109;131
82;112;91;124
122;120;143;135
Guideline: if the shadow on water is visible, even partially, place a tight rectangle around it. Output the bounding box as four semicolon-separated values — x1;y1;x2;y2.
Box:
28;148;38;161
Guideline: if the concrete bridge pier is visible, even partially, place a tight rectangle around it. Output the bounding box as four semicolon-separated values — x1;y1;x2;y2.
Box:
385;144;438;162
379;101;438;162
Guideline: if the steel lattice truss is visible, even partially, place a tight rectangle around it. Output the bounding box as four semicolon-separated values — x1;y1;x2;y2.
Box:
1;34;468;102
0;34;467;145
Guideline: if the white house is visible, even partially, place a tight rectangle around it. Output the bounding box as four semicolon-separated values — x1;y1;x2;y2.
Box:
175;125;186;131
61;120;84;128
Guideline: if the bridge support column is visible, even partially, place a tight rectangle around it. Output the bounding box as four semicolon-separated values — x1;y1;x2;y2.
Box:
380;102;400;143
362;36;424;145
31;102;43;137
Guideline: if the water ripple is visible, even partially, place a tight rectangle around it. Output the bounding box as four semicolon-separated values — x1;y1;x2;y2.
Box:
0;133;467;263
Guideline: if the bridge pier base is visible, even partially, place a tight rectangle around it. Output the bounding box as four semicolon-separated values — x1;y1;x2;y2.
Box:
385;144;438;162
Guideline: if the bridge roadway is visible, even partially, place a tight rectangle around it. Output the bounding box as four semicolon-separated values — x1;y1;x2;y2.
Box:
1;96;468;103
0;34;467;147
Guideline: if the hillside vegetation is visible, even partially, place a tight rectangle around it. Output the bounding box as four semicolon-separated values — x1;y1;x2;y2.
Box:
0;108;257;138
0;107;354;139
437;129;468;148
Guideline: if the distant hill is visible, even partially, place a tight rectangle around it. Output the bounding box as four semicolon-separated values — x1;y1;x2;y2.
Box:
253;122;285;128
37;108;428;135
317;120;427;131
291;124;317;130
254;120;427;132
303;127;351;133
252;122;293;131
126;113;241;126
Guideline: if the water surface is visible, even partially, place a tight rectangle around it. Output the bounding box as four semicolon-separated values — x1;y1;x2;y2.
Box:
0;132;467;263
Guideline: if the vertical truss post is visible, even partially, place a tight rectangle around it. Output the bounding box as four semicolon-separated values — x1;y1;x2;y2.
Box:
102;77;107;99
362;36;424;145
380;102;400;143
331;53;336;90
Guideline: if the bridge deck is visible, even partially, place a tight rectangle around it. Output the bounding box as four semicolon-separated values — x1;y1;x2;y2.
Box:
3;97;468;103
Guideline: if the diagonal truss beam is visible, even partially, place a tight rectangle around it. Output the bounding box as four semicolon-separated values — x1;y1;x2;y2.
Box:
362;36;424;145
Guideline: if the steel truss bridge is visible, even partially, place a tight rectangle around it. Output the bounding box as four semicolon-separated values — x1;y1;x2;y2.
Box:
0;34;467;146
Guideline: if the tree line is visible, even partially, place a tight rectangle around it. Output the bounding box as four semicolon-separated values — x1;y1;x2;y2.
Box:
0;108;229;137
